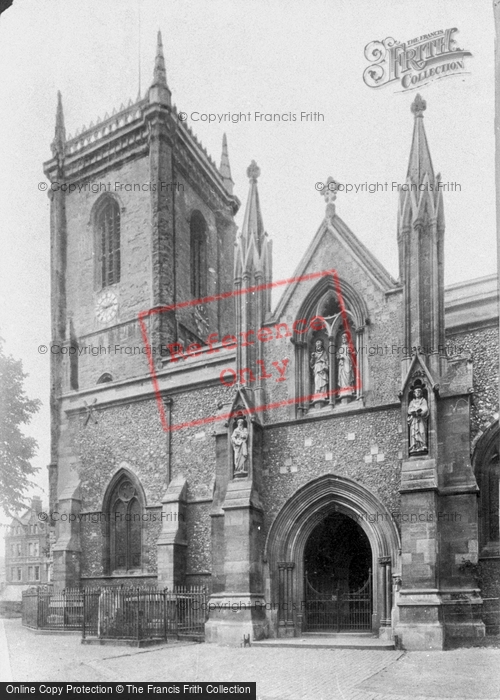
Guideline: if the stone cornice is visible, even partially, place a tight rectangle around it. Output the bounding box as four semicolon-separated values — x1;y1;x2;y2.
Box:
264;401;400;429
60;348;236;414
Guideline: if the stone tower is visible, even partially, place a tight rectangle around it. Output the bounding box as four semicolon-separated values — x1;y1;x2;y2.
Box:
43;32;239;589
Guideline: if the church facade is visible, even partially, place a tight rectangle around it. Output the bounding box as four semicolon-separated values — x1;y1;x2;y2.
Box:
44;33;499;650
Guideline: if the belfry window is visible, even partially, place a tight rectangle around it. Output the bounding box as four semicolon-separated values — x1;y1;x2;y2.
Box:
190;212;207;299
97;198;121;288
108;475;143;572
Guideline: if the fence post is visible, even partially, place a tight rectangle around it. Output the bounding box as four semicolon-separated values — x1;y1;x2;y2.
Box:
37;588;41;629
163;589;168;642
82;589;86;640
136;588;140;641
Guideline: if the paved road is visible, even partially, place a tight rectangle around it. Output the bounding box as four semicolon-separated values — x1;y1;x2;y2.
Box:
1;619;499;700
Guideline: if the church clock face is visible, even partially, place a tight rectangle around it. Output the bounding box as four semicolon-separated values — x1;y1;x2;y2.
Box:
95;290;118;323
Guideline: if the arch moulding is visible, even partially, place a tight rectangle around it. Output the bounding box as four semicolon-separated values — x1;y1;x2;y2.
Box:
264;473;401;634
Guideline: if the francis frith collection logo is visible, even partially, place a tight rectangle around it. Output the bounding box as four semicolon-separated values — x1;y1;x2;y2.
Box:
363;28;472;91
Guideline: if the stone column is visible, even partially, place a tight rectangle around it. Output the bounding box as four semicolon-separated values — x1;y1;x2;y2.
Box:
210;404;233;594
396;458;443;650
205;478;267;644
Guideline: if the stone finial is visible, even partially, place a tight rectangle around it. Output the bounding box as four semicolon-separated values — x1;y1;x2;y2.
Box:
321;176;340;219
247;160;261;182
411;94;426;117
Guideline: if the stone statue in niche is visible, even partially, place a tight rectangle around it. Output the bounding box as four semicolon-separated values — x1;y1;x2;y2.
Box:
310;338;329;396
337;331;355;391
231;416;249;475
408;385;429;455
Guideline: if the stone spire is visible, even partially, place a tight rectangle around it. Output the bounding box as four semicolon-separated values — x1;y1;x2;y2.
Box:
234;161;272;308
149;30;171;106
219;133;234;194
153;30;167;86
398;94;444;230
240;161;265;254
51;91;66;157
233;162;273;405
406;94;435;187
397;94;445;378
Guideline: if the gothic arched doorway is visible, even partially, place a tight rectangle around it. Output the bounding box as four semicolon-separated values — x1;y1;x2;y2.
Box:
265;474;400;638
303;512;372;631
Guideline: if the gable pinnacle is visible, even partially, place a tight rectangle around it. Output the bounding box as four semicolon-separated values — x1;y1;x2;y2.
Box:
55;91;65;132
406;93;434;186
219;133;234;194
149;30;171;106
51;91;66;157
235;161;271;292
240;161;264;252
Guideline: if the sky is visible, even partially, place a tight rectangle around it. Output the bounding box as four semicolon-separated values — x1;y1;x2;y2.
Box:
0;0;496;540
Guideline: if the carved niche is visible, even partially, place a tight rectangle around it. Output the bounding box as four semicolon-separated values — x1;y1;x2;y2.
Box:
407;377;429;456
230;412;250;478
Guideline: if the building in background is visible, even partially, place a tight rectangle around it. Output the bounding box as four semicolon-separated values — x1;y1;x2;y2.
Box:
43;33;499;650
1;496;51;615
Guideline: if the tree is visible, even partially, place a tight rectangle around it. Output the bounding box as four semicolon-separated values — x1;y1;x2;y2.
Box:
0;337;41;515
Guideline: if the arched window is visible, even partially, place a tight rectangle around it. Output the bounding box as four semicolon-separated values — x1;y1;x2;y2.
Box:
474;422;500;554
96;197;121;288
105;472;144;573
190;212;207;299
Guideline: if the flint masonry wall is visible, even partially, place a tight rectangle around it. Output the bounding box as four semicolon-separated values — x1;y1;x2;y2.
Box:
168;382;234;590
72;379;233;585
261;407;403;542
444;323;500;619
445;325;499;437
68;398;167;581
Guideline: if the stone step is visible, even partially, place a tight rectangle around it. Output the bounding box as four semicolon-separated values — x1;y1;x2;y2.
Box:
253;633;395;650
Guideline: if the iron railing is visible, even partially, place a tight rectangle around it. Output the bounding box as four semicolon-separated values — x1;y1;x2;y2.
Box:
82;585;208;641
22;585;208;641
22;587;82;630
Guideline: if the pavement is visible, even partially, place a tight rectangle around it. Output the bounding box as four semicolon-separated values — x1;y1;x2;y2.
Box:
1;618;500;700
